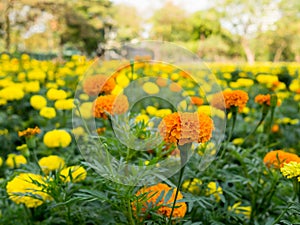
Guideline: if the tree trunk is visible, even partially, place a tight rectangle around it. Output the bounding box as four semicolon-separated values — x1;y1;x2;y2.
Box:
273;42;287;62
4;0;14;52
241;37;255;64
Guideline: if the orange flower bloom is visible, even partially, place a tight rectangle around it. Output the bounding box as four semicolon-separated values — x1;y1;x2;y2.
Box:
83;75;116;96
212;90;249;112
271;124;280;133
158;112;213;145
93;94;129;119
255;94;280;106
191;96;204;106
263;150;300;168
18;126;41;137
132;183;187;219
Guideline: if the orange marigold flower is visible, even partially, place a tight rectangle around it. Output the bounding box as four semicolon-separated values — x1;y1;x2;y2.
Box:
93;94;129;119
96;127;106;135
83;75;116;96
271;124;280;133
18;126;41;138
263;150;300;168
132;183;187;219
211;90;249;112
191;96;204;106
255;94;280;106
158;112;214;145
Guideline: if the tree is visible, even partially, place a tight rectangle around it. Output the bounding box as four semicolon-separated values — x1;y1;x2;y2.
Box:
150;1;192;42
110;4;142;42
217;0;281;63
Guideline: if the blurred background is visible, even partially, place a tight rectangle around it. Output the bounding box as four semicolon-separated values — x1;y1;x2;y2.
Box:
0;0;299;62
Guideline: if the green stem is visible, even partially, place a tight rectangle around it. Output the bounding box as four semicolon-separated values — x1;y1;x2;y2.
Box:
128;198;136;225
167;165;185;225
227;107;238;142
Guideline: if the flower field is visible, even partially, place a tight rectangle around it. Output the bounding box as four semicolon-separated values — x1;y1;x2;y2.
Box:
0;52;300;225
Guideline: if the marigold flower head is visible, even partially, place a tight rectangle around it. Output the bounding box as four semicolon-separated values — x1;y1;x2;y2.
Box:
60;166;87;182
5;154;27;168
38;155;65;174
211;90;249;112
280;161;300;182
18;126;41;138
46;88;67;101
39;107;56;119
263;150;300;168
93;94;129;119
228;202;251;219
43;129;72;148
6;173;52;208
158;112;213;145
54;99;74;110
30;95;47;110
255;94;281;106
83;75;116;96
191;96;204;106
132;183;187;219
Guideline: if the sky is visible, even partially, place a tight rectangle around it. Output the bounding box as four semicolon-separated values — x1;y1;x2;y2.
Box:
110;0;212;18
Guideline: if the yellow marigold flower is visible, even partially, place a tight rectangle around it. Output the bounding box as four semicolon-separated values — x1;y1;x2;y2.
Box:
72;126;85;136
40;107;56;119
132;183;187;219
5;154;27;168
18;126;41;138
143;82;160;94
263;150;300;168
116;73;130;88
77;102;93;119
54;99;74;110
211;90;249;112
38;155;65;174
228;202;251;219
0;98;7;105
146;106;157;115
158;112;214;145
0;157;2;167
43;129;72;148
23;81;40;93
206;182;223;202
256;74;278;84
135;114;150;123
93;94;129;119
83;75;116;96
0;86;24;101
155;109;172;118
182;178;202;194
60;166;87;182
30;95;47;110
236;78;254;87
281;161;300;182
27;69;46;81
46;88;67;101
232;138;244;145
6;173;52;208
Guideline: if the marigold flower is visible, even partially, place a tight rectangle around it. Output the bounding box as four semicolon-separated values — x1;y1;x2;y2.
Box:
132;183;187;219
6;173;52;208
263;150;300;168
43;129;72;148
0;157;3;167
228;202;251;219
38;155;65;174
54;99;74;110
40;107;56;119
30;95;47;110
280;161;300;182
93;94;129;119
18;126;41;138
60;166;87;182
211;90;249;112
206;182;223;202
191;96;204;106
0;86;25;101
158;112;213;145
83;75;116;96
255;94;280;106
5;154;27;168
46;88;67;100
